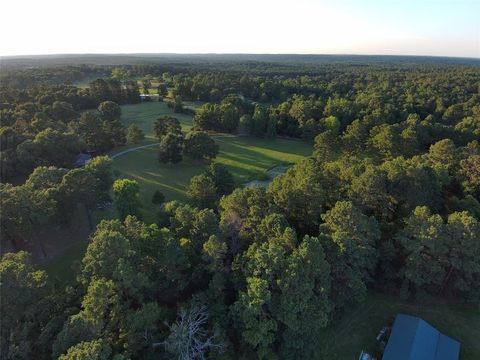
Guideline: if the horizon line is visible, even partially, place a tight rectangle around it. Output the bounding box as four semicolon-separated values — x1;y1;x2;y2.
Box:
1;52;479;60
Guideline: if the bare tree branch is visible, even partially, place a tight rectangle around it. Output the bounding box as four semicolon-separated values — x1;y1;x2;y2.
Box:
162;305;225;360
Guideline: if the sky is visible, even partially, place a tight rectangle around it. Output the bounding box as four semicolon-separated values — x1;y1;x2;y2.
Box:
1;0;479;58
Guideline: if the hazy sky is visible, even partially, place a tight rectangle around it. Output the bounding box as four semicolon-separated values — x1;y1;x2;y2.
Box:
1;0;479;57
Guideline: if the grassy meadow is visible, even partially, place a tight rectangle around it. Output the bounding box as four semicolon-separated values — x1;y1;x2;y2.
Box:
113;136;311;220
120;101;194;138
112;101;312;220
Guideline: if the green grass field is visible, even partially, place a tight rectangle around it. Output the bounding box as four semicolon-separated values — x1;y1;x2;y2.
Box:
320;292;480;360
120;101;194;138
113;136;311;220
112;101;312;220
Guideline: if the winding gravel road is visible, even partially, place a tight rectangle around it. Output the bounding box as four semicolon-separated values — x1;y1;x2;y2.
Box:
110;143;160;159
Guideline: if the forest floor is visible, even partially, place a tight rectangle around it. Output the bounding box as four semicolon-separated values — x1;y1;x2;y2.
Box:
320;292;480;359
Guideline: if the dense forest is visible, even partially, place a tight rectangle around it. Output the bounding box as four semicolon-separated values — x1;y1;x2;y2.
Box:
0;56;479;359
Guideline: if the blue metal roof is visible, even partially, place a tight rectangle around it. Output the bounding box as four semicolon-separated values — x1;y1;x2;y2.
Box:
382;314;460;360
74;153;91;167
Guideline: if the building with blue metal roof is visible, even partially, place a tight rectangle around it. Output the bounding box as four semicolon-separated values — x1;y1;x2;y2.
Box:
382;314;460;360
74;152;92;167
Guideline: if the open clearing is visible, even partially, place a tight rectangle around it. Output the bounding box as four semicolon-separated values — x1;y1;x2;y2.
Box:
112;101;312;219
113;137;311;217
120;101;194;138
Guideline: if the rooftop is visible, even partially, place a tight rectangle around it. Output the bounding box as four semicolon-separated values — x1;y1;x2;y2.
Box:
382;314;460;360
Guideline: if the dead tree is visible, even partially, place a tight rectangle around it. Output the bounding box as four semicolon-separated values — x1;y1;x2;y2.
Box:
155;305;224;360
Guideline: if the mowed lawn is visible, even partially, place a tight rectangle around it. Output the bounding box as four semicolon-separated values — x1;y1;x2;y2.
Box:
120;101;194;139
113;136;311;201
320;292;480;360
113;101;312;218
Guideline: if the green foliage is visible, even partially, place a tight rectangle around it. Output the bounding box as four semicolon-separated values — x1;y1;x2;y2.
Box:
203;235;227;271
0;181;56;253
80;279;121;334
104;119;127;146
205;163;235;196
341;118;370;154
111;67;128;81
369;123;402;159
323;115;341;134
112;179;141;220
314;130;338;162
0;252;48;360
172;96;184;113
187;174;218;209
98;101;121;121
220;102;240;132
185;164;235;210
193;97;248;133
445;211;480;301
16;128;83;172
58;340;112;360
193;103;221;131
81;220;131;283
184;131;219;161
122;302;163;356
320;201;380;311
232;233;332;359
350;165;395;221
158;132;184;164
168;203;219;249
53;315;97;359
277;236;332;359
268;158;327;233
219;187;275;254
238;114;252;134
85;156;114;194
458;154;480;198
397;207;480;301
153;115;182;140
428;138;458;171
75;111;113;152
396;206;449;295
451;195;480;219
381;157;445;218
252;105;268;136
126;124;144;144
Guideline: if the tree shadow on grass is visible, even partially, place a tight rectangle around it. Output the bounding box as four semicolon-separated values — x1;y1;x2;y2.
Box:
217;142;296;169
220;137;313;157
